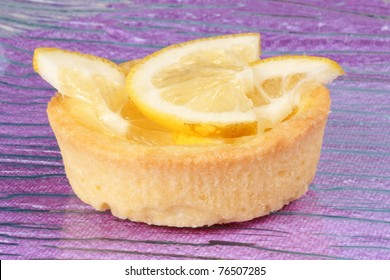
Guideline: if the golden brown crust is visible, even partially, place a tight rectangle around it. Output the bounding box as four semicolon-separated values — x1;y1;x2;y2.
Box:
47;86;330;227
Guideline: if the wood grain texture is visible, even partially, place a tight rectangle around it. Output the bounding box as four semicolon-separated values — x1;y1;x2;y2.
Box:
0;0;389;259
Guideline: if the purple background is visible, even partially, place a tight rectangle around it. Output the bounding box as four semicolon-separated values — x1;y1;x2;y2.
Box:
0;0;389;259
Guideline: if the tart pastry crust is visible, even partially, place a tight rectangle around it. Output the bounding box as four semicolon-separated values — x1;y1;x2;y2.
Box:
47;86;330;227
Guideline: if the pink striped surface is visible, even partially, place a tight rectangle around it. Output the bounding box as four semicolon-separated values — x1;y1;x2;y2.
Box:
0;0;389;259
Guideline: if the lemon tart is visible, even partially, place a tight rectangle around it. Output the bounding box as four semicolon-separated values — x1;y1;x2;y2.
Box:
35;34;343;227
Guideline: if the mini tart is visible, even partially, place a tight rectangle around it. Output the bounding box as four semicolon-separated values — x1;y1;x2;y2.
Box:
47;86;330;227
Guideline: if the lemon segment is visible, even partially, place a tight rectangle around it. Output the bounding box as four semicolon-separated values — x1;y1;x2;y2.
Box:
126;33;261;138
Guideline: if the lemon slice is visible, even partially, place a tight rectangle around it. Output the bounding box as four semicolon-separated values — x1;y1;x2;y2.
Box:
33;47;129;134
250;55;344;130
126;33;261;138
33;48;173;145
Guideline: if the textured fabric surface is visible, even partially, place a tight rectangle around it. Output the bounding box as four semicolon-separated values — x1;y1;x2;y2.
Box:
0;0;389;260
